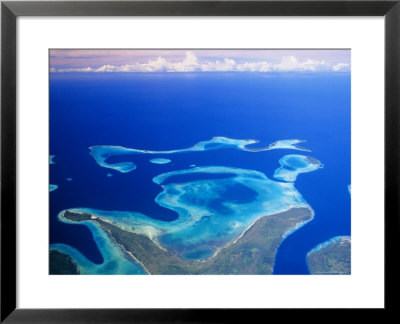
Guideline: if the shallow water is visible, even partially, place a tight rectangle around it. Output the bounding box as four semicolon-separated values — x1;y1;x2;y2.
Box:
50;72;350;274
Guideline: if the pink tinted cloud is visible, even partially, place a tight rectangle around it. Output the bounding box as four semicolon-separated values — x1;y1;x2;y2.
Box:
50;49;350;72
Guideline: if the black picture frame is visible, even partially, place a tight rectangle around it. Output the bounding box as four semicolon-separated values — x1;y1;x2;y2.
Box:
1;0;399;322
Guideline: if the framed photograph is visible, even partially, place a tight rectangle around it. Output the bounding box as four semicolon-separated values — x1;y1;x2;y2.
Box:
1;0;399;322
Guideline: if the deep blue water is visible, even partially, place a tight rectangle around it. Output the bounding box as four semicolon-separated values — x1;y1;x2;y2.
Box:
50;72;351;273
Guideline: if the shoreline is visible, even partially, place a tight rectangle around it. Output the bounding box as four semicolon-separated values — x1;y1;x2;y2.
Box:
58;206;313;274
307;235;351;256
282;207;315;239
306;236;351;275
101;226;152;275
272;207;314;274
206;205;313;263
60;205;313;263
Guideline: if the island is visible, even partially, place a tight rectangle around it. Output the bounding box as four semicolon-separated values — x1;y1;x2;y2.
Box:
306;236;351;275
49;249;79;274
59;207;312;274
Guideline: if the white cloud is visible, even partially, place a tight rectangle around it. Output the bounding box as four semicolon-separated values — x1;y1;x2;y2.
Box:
53;51;350;73
236;61;273;72
201;58;236;71
274;56;327;72
332;63;350;72
171;51;201;72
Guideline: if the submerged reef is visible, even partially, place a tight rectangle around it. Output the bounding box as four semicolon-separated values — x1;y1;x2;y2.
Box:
251;139;311;152
51;137;324;275
89;146;137;173
51;163;317;274
274;155;322;182
49;156;58;191
89;137;310;173
150;158;171;164
61;165;310;261
306;236;351;275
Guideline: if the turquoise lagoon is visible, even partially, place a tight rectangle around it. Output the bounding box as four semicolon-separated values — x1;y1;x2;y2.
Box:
274;155;322;182
51;219;145;274
52;137;322;273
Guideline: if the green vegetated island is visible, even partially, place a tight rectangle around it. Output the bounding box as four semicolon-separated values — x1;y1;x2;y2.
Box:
52;208;312;275
49;250;79;274
306;236;351;275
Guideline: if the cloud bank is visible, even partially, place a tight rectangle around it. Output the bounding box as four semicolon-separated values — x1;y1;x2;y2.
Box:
52;51;350;73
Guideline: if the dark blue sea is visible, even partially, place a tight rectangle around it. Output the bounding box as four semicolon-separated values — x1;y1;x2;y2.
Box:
49;72;351;274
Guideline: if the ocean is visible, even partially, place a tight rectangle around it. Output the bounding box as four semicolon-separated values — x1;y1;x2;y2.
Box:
49;72;351;274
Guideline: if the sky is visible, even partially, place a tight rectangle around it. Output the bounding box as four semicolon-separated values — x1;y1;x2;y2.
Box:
49;49;350;73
